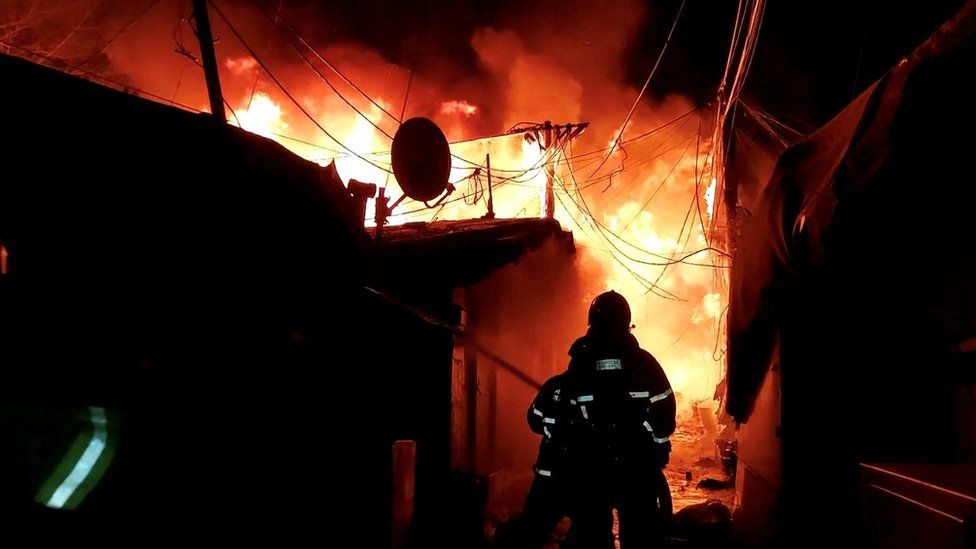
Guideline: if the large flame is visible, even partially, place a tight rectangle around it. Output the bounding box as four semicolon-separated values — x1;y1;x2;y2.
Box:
234;86;725;406
234;92;287;138
1;0;728;409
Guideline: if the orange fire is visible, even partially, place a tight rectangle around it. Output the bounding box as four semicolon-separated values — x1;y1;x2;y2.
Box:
2;1;729;411
234;91;288;139
218;65;726;409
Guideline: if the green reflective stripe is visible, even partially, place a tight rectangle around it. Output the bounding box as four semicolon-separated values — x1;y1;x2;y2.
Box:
35;407;117;510
34;430;92;506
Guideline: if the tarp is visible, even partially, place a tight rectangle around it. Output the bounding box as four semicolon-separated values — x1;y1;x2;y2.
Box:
726;0;976;421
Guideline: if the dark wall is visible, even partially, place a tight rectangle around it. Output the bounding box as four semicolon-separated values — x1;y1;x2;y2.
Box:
776;32;976;546
360;283;490;548
0;54;379;545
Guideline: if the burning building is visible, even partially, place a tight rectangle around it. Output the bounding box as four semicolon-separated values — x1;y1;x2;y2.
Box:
13;0;972;547
0;0;733;420
0;47;597;545
0;0;743;544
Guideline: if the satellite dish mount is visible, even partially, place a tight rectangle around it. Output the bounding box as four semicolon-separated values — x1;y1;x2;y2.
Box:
375;117;455;227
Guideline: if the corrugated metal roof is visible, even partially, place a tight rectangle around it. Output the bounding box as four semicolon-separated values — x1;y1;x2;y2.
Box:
367;217;575;288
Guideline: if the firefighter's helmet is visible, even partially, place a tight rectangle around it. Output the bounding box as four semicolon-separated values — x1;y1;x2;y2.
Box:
588;290;632;332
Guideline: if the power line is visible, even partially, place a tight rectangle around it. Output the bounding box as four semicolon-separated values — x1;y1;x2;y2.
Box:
270;132;347;155
557;153;684;299
720;0;747;99
1;39;202;113
246;0;283;111
393;143;566;216
557;172;683;301
577;120;696;194
585;0;687;186
690;116;711;249
397;69;413;123
44;0;106;59
442;107;695;183
552;182;673;296
254;0;402;123
391;130;577;218
645;133;717;292
208;0;393;174
329;107;698;184
723;0;766;119
619;138;695;233
254;3;396;141
97;0;162;57
601;122;694;205
2;37;383;169
560;144;729;267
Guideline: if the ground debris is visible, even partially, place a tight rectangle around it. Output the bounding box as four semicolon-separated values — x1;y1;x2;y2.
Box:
674;499;733;525
671;499;734;546
697;477;734;491
666;414;735;512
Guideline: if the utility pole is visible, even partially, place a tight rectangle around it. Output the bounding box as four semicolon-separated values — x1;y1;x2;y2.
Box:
484;154;495;219
542;121;555;219
515;121;589;219
192;0;226;122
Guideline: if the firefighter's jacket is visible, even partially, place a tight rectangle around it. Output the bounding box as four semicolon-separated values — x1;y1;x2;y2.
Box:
528;329;676;480
527;372;578;479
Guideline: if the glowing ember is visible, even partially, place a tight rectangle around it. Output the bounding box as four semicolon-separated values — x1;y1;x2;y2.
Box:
704;177;718;222
440;100;479;116
702;292;723;319
225;56;258;75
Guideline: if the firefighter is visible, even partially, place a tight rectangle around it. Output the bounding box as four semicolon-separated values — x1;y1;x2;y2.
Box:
560;290;677;549
495;371;577;548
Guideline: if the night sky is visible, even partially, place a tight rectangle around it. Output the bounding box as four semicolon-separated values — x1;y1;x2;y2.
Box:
288;0;968;128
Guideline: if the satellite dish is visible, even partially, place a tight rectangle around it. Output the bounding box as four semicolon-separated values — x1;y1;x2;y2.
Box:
391;117;452;202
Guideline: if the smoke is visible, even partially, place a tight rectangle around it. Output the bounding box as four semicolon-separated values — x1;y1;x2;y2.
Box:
458;0;724;411
1;0;727;408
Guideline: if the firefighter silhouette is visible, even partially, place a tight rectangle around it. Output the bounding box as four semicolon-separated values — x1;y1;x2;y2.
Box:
500;290;676;548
